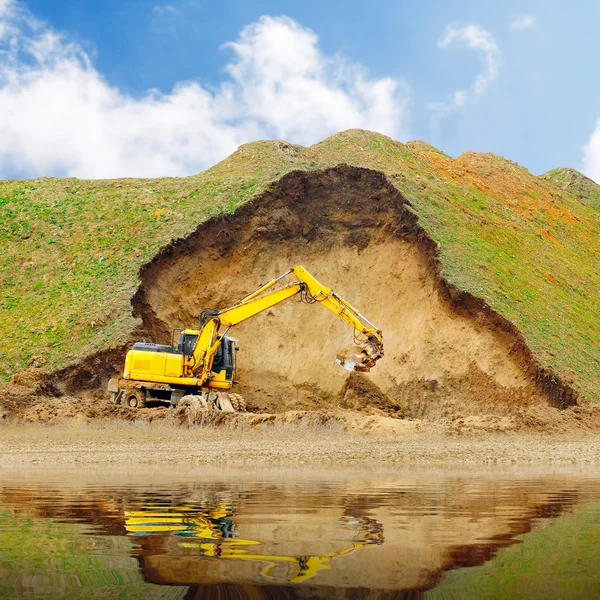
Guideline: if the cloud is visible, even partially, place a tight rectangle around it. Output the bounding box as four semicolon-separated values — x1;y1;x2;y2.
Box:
582;119;600;183
152;3;180;16
0;4;410;179
429;24;499;119
510;15;536;30
151;2;182;34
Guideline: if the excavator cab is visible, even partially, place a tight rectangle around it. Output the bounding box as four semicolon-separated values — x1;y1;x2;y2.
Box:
174;330;198;357
172;330;237;382
212;336;237;382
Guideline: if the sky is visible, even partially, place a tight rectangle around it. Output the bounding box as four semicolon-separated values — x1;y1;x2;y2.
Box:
1;0;600;181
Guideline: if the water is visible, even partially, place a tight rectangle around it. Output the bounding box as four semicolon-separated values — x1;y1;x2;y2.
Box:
1;467;600;599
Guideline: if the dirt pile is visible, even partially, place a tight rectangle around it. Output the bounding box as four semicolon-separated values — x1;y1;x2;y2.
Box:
0;369;59;421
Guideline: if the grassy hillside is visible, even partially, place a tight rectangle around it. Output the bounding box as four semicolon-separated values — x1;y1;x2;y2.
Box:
1;130;599;401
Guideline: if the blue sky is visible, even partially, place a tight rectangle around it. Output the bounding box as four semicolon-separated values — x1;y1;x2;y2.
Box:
1;0;600;180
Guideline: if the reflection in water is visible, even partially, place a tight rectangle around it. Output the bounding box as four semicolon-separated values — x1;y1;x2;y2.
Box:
0;470;598;598
124;502;383;584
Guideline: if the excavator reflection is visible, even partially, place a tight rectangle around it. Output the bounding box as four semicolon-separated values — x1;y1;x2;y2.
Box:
124;501;383;585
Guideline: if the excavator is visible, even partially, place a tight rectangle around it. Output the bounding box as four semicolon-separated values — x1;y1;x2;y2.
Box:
108;265;383;410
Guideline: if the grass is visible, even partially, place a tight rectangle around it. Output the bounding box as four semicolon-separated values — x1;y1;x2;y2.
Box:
1;129;600;402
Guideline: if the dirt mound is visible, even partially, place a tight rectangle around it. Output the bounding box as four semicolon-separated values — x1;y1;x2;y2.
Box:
130;165;574;420
340;372;402;417
0;368;61;420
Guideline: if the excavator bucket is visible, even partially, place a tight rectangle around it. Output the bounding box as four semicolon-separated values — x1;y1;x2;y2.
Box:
336;336;384;372
336;348;365;372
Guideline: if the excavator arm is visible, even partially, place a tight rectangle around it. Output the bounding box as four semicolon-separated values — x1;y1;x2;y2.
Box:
186;282;304;380
191;266;383;382
286;266;383;371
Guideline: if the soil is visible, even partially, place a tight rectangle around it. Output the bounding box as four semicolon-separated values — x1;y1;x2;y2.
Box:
4;420;600;466
0;165;584;434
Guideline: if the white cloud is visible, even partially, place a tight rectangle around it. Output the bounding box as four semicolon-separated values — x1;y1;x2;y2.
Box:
152;3;179;16
429;24;499;119
0;5;410;179
582;119;600;183
510;14;536;30
150;3;182;34
0;0;14;17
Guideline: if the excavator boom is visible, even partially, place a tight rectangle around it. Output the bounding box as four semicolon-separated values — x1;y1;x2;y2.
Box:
210;266;383;373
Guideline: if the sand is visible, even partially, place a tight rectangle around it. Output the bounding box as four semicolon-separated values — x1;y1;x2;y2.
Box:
3;420;600;467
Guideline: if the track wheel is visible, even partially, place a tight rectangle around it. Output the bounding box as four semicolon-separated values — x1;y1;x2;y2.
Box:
230;393;247;412
125;389;147;409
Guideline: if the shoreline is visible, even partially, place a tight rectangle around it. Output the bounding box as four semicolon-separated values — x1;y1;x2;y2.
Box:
3;422;600;467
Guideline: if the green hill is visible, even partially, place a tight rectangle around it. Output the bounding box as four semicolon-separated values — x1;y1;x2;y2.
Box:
1;130;599;402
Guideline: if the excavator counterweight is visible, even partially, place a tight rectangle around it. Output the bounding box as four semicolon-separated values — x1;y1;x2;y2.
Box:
108;266;383;410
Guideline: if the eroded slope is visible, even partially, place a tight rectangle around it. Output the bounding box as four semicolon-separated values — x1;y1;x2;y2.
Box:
133;166;567;417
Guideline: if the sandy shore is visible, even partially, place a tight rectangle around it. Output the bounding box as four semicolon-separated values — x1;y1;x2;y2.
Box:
3;422;600;467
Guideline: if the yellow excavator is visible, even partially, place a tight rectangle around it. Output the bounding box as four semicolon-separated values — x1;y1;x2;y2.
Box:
108;265;383;410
